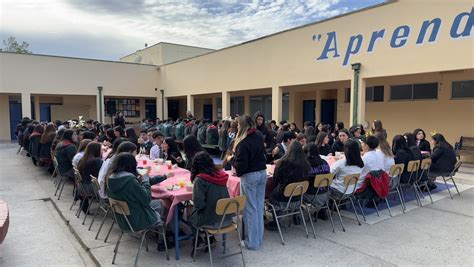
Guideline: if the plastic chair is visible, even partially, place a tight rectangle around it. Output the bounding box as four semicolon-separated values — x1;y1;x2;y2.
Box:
266;181;309;245
193;195;246;267
328;174;361;232
53;157;68;200
109;198;169;266
304;173;336;237
436;161;462;199
385;163;406;215
414;158;434;205
88;175;111;238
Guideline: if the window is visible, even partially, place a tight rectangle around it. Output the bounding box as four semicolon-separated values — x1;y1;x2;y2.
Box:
250;95;272;121
105;98;140;117
344;88;351;103
230;96;244;117
452;80;474;98
366;85;384;102
390;83;438;100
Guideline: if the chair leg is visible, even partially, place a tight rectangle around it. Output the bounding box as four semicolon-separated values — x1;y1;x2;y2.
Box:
306;205;317;239
449;176;461;197
272;208;285;245
57;177;66;200
299;207;309;238
54;176;63;196
104;220;115;243
161;228;169;261
333;200;345;232
349;199;361;226
134;232;147;267
356;200;366;222
112;231;123;264
236;224;245;266
442;177;453;199
69;199;77;210
396;187;406;213
88;205;101;231
222;233;227;254
206;232;213;267
82;198;94;225
385;198;393;217
95;209;109;239
327;207;336;234
423;182;433;204
372;200;380;217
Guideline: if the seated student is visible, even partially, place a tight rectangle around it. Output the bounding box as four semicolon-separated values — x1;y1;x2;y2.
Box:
97;124;112;142
221;140;235;171
429;133;457;189
303;121;315;139
206;120;219;145
77;142;103;213
392;135;415;184
72;139;92;168
296;133;308;147
197;120;208;144
82;131;97;141
125;127;139;151
97;138;127;199
289;122;300;134
29;124;45;166
55;129;79;178
113;126;125;138
331;128;350;156
329;140;364;198
40;123;56;171
266;141;309;230
372;120;387;139
179;135;205;170
189;151;231;232
414;128;431;153
106;153;167;233
359;136;384;195
405;133;423;161
138;129;153;155
271;131;296;163
162;137;184;168
105;128;116;145
315;132;331;156
275;123;289;144
374;132;395;174
150;131;164;160
303;143;331;220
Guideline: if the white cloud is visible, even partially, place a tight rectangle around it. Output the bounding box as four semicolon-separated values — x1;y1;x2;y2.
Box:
0;0;378;60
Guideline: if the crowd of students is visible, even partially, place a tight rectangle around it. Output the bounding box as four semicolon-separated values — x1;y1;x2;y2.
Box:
16;112;458;254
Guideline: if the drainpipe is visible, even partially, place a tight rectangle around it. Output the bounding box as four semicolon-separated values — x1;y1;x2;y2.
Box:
351;63;361;125
97;86;103;123
160;89;164;119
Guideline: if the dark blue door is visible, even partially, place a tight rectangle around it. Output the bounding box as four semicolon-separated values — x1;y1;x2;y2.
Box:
40;103;51;122
303;100;315;126
321;99;336;126
167;100;180;121
203;104;213;121
145;99;157;120
9;102;22;140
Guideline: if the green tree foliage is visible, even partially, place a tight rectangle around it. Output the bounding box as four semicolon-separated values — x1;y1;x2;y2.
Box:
1;36;32;53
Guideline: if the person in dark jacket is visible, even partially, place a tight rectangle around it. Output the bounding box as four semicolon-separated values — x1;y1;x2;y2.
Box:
114;112;125;128
270;131;296;163
162;138;185;168
231;115;266;250
303;122;315;139
190;151;231;229
55;129;78;178
124;127;139;152
29;124;45;165
179;135;204;170
392;135;415;184
40;123;56;171
191;120;200;137
429;133;457;188
23;123;35;155
372;120;387;139
331;128;350;156
218;120;230;159
414;128;431;153
77;141;103;213
206;120;219;145
315;132;331;156
254;112;275;155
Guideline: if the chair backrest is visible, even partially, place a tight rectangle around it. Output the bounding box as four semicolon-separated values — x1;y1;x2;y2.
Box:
343;174;359;187
389;163;405;177
313;173;335;188
283;181;309;197
216;195;246;216
407;160;420;172
420;158;432;171
73;167;83;184
451;160;463;176
108;197;131;216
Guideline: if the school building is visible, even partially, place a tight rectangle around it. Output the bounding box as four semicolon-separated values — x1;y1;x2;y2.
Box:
0;0;473;145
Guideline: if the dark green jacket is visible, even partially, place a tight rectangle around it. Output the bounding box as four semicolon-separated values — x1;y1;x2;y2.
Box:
190;176;231;228
55;142;77;175
107;172;160;231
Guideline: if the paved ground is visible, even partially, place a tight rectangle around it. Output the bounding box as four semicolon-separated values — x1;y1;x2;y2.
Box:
0;142;473;266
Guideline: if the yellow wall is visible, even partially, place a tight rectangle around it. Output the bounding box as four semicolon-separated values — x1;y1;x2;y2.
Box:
0;94;10;139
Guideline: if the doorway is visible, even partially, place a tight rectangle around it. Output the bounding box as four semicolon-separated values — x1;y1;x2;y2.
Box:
203;104;213;121
320;99;336;126
167;100;180;120
9;101;22;140
303;100;316;126
145;99;157;120
40;103;51;122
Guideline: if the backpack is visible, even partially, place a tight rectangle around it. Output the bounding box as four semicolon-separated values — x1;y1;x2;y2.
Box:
175;123;185;140
197;125;207;144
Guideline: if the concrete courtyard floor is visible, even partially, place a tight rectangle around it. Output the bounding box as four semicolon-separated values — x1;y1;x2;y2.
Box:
0;142;473;266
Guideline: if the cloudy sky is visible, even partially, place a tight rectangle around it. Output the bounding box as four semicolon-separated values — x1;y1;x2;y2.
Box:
1;0;384;61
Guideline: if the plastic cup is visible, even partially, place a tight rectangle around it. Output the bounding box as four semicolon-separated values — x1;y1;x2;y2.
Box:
142;159;147;165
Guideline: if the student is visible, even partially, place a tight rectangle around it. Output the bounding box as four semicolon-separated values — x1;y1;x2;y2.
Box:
82;131;96;141
150;131;164;160
179;135;204;170
374;132;395;174
162;138;184;168
329;140;364;198
113;126;125;138
105;128;116;145
289;122;300;134
77;142;103;213
392;135;415;184
266;141;309;230
39;123;56;169
372;120;387;139
124;127;139;151
275;123;289;144
138;129;153;155
315;122;323;136
414;128;431;153
106;153;166;232
359;136;384;185
97;138;127;199
255;112;275;154
189;151;231;237
72;139;92;168
331;128;350;156
315;132;331;156
405;133;423;161
271;131;296;163
218;120;231;159
303;121;315;139
429;133;457;189
197;120;208;144
296;133;308;147
332;122;344;140
114;112;125;128
55;129;78;178
303;143;331;220
232;115;267;250
85;119;95;132
28;124;45;165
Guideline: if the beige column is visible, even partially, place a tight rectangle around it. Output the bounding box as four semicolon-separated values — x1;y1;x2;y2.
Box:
186;94;194;117
244;94;250;115
21;92;31;119
271;86;282;123
212;96;218;121
157;89;165;120
288;90;296;123
0;94;10;140
33;95;40;121
96;90;104;123
155;97;161;121
221;91;230;119
350;75;366;125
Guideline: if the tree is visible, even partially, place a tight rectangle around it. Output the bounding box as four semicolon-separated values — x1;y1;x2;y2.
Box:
1;36;32;53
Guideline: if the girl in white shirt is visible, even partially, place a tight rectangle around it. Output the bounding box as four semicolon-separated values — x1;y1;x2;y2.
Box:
330;140;364;197
374;132;395;174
